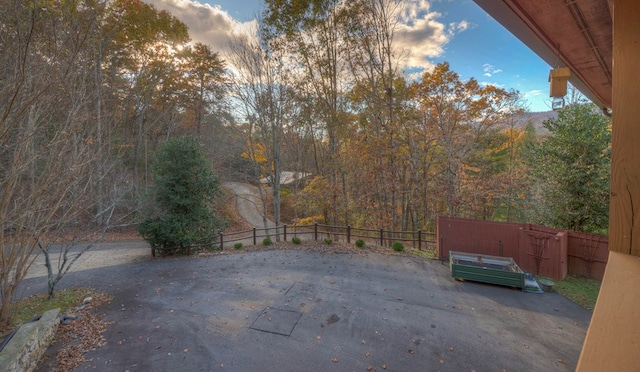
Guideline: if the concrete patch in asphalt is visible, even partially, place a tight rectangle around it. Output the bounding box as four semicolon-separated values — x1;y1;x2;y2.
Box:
250;307;303;336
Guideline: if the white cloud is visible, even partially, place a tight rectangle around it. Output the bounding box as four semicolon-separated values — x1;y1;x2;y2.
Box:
480;81;505;88
146;0;469;80
400;0;432;24
482;63;503;78
448;20;470;35
524;89;544;98
396;15;448;69
145;0;257;53
396;1;470;73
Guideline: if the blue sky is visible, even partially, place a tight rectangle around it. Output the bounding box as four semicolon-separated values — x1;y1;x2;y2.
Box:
150;0;556;112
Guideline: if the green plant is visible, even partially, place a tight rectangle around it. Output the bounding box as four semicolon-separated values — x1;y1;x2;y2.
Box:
355;239;365;248
9;288;107;331
550;275;601;311
234;242;243;250
291;237;301;244
263;237;273;246
392;241;404;252
323;238;332;245
138;136;226;256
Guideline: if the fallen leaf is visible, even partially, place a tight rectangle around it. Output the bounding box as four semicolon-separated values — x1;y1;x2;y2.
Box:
557;359;565;364
382;364;387;369
364;351;370;357
408;349;415;354
316;336;321;340
332;357;338;363
184;348;188;353
449;346;455;351
439;359;444;364
367;366;373;371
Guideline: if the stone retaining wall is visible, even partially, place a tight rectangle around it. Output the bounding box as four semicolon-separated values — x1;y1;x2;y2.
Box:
0;308;60;372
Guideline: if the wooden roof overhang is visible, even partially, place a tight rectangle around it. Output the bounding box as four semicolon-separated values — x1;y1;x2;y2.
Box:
473;0;612;109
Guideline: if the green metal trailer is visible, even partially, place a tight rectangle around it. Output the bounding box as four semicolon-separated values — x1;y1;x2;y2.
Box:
449;251;525;288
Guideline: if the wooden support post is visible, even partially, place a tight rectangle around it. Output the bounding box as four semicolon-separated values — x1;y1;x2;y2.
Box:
577;1;640;371
380;229;384;246
284;224;287;241
418;230;422;251
314;223;318;241
609;0;640;256
219;233;223;250
347;225;351;244
253;228;256;246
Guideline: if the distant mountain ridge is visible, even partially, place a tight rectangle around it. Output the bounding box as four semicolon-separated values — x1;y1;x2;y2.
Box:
515;110;557;134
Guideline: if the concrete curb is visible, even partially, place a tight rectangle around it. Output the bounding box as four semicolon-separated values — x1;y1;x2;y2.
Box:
0;308;60;372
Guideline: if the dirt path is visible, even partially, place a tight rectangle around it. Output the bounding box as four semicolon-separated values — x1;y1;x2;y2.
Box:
24;241;150;279
223;182;275;230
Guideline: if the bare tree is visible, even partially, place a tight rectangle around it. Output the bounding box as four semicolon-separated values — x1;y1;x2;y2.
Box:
0;0;119;327
263;0;352;227
226;26;297;237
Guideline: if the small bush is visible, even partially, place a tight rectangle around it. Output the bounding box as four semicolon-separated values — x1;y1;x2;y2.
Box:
323;238;332;245
355;239;365;248
392;241;404;252
263;237;273;246
234;242;243;250
291;237;302;244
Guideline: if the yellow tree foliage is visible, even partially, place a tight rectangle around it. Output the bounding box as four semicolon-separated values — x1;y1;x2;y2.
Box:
241;141;268;163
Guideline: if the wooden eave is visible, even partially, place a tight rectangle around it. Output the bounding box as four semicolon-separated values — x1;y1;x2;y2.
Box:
473;0;612;109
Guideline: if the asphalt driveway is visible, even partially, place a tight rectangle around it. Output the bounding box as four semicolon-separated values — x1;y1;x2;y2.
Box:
23;247;590;371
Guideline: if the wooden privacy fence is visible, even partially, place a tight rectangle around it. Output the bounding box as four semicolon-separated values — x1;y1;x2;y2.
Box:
437;216;608;281
219;223;436;251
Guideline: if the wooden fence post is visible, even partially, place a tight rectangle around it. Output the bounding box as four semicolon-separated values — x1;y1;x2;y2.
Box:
283;224;287;241
314;223;318;241
220;233;224;250
347;225;351;243
253;228;256;246
418;230;422;251
380;229;384;246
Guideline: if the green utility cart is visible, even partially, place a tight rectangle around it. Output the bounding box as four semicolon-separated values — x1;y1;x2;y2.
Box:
449;251;525;289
